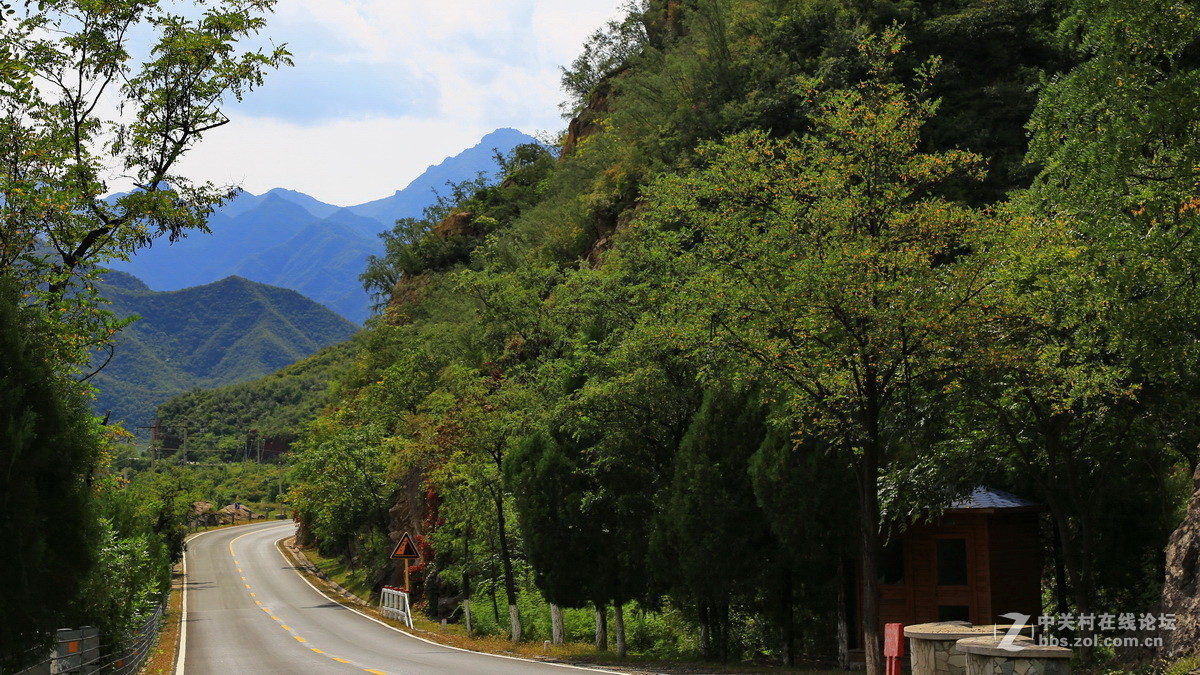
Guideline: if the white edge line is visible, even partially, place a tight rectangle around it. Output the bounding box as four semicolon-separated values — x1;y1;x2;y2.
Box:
272;535;624;675
175;522;291;675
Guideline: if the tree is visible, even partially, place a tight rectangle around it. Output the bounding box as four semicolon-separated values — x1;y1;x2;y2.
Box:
0;276;101;670
0;0;289;372
983;0;1200;627
290;421;391;556
650;387;779;661
628;31;1002;674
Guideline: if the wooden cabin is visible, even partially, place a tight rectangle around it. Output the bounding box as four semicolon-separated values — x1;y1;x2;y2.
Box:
853;488;1042;652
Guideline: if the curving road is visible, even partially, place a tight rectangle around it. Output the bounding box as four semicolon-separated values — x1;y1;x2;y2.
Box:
178;521;611;675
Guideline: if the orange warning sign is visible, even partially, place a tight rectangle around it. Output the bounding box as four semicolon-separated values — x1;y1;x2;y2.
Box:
390;532;419;560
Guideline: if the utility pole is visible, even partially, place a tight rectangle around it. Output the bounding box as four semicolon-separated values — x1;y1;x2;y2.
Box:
134;418;161;465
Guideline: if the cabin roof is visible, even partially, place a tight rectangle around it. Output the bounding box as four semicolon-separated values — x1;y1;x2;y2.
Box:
948;487;1039;511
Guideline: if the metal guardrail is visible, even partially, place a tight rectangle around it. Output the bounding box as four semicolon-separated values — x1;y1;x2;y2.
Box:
379;586;414;629
13;603;165;675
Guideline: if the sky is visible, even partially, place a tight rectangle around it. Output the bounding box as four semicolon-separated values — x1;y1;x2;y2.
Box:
175;0;626;207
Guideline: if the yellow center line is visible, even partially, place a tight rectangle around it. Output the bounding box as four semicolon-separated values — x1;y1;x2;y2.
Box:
237;568;242;573
293;635;306;643
271;616;279;621
255;601;262;606
250;593;256;598
364;670;387;675
244;584;251;589
332;658;350;664
310;648;324;654
281;625;291;631
261;608;270;613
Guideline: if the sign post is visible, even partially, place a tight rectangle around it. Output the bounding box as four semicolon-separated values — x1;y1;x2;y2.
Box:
884;622;905;675
390;532;419;591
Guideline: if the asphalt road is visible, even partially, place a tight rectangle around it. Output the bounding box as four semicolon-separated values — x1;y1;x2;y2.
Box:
179;521;609;675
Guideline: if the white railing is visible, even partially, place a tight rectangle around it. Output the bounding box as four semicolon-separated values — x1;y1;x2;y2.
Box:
379;586;413;629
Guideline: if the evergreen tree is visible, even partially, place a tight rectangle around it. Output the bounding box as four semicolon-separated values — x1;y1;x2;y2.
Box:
650;387;778;661
0;277;101;669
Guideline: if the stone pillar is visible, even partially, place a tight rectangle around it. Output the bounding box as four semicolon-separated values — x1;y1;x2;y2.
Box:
956;636;1072;675
906;622;1014;675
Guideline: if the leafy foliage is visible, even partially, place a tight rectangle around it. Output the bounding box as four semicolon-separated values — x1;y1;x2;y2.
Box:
0;0;289;373
0;276;101;669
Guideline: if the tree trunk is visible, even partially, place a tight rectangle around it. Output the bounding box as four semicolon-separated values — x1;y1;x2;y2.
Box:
837;557;850;670
717;601;729;661
509;603;522;643
779;564;794;666
858;443;883;675
594;603;608;651
613;602;627;658
463;534;473;636
489;534;500;623
699;601;711;659
550;603;565;645
494;493;521;642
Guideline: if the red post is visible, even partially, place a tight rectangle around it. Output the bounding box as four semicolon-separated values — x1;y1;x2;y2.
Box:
884;623;905;675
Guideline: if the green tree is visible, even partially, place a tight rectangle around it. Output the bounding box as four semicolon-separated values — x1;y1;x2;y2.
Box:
650;387;779;661
980;0;1200;627
0;0;289;372
0;276;101;670
628;32;1002;673
290;421;391;556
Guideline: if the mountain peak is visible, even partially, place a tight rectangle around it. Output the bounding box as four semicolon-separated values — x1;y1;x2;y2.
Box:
347;127;537;224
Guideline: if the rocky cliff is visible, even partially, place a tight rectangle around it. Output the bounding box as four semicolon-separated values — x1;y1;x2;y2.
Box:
1161;464;1200;658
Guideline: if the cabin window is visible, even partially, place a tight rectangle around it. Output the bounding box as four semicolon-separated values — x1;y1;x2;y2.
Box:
937;538;969;586
879;540;905;585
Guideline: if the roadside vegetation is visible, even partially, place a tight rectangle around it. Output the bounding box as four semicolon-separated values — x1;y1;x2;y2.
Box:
285;1;1200;674
5;0;1200;674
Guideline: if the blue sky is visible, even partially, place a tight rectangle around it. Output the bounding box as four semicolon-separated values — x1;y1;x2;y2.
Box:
175;0;626;206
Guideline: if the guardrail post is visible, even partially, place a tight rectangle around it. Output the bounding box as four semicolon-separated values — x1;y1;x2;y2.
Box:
53;628;81;674
79;627;99;674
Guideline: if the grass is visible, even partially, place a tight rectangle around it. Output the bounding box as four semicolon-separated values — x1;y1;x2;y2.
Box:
139;568;182;674
288;539;842;674
1163;653;1200;675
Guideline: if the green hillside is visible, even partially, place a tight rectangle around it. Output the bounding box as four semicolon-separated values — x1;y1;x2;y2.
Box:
154;340;356;460
92;272;360;430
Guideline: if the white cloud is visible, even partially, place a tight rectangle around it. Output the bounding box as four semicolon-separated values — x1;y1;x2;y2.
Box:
169;0;627;205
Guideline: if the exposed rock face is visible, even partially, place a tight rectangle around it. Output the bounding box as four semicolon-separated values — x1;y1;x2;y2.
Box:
432;210;477;239
1161;464;1200;658
560;77;619;159
385;272;430;323
385;466;425;587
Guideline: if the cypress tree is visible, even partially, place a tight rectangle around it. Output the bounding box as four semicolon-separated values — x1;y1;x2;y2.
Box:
0;276;101;669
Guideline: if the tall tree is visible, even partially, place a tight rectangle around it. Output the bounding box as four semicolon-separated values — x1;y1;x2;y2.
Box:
0;277;101;670
627;31;1003;673
988;0;1200;623
650;386;778;661
0;0;289;372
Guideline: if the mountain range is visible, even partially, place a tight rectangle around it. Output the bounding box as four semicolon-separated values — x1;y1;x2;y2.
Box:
92;272;361;431
109;128;536;323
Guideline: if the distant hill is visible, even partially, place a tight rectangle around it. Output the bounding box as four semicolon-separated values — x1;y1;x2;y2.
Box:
109;128;537;323
155;340;357;459
92;271;360;430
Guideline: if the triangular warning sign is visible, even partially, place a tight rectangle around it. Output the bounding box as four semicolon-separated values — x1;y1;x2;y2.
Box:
390;532;420;560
